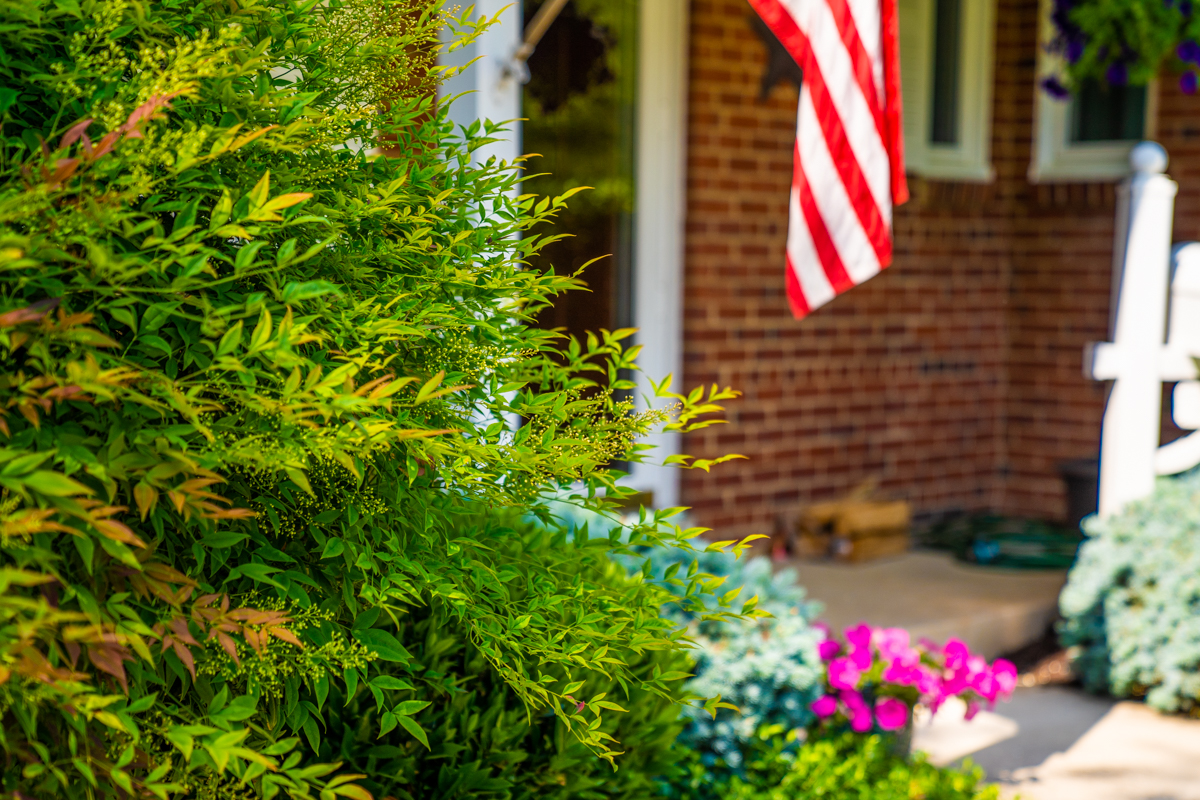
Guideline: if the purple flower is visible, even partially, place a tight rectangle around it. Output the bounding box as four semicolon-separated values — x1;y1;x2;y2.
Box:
828;657;861;690
1041;77;1071;100
840;689;873;732
1182;71;1198;95
1066;38;1084;64
818;639;842;660
1106;62;1129;86
811;694;839;718
1178;40;1200;63
874;697;909;731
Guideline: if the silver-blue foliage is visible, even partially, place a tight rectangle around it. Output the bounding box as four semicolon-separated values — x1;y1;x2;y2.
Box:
1060;467;1200;713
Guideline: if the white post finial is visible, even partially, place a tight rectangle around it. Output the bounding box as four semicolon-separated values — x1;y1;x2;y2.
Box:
1130;140;1168;175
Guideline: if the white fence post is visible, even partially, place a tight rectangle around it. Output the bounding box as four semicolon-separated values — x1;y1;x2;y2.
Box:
1085;142;1179;516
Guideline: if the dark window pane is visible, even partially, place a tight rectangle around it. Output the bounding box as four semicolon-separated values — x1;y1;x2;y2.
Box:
523;0;638;340
1070;80;1146;142
930;0;961;145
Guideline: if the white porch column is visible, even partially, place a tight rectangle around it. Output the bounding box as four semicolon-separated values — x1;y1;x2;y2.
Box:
628;0;690;509
438;1;523;166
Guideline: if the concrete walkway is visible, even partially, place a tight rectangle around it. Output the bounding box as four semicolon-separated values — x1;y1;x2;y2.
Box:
791;552;1066;657
912;687;1200;800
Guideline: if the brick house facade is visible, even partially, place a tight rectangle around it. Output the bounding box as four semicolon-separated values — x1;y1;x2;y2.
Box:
680;0;1198;539
444;0;1197;539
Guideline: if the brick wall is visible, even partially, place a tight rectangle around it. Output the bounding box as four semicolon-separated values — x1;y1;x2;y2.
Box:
680;0;1199;538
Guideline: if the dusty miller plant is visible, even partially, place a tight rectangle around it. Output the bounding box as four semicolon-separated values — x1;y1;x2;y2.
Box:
0;1;753;797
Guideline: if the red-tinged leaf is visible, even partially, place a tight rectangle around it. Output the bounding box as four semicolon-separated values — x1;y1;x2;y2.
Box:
242;626;266;654
167;618;198;646
167;490;186;514
87;644;130;693
92;518;146;548
48;157;79;185
170;639;196;680
194;594;221;609
133;483;157;520
266;627;303;648
0;298;60;328
92;130;120;158
58;119;93;150
144;563;196;586
216;632;240;665
64;640;80;668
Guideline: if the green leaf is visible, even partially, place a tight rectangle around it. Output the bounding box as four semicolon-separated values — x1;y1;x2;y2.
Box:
21;470;91;496
353;629;411;663
282;280;340;304
369;676;414;691
396;714;430;749
229;563;284;589
320;538;345;559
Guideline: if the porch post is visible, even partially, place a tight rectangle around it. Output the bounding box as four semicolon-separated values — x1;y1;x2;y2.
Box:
1088;143;1178;516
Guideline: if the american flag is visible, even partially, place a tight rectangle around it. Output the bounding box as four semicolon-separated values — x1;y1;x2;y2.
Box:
748;0;908;319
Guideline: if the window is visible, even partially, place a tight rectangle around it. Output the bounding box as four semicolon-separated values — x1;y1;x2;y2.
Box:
899;0;996;181
1029;0;1157;182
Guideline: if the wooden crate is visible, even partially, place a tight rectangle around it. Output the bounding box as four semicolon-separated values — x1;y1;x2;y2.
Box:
796;496;912;563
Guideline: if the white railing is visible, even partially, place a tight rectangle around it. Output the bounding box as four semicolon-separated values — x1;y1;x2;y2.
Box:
1085;142;1200;516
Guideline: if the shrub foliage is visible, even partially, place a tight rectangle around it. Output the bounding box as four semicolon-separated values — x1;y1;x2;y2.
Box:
0;1;744;797
1060;468;1200;715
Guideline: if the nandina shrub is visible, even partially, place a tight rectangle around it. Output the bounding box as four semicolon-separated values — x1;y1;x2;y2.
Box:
0;1;746;798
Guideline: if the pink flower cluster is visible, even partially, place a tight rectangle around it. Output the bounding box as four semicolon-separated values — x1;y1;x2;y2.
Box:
809;624;1018;733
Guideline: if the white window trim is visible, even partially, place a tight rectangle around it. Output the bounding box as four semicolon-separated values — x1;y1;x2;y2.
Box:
1029;0;1158;183
899;0;997;182
628;0;689;510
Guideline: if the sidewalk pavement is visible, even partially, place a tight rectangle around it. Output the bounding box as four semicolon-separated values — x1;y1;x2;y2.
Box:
912;686;1200;800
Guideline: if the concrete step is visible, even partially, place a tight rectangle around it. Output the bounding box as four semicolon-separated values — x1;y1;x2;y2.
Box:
788;551;1067;658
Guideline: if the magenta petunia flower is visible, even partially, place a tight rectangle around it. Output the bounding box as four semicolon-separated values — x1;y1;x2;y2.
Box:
818;639;842;660
845;624;874;670
992;659;1018;698
810;694;838;718
828;657;861;690
964;701;981;721
874;627;911;660
840;689;873;732
874;697;909;731
942;638;970;671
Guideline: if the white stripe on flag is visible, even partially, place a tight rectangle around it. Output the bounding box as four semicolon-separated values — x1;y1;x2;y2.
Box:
797;87;882;284
787;0;892;221
846;0;884;103
787;184;837;309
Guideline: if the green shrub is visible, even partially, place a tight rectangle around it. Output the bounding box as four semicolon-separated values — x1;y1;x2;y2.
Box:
668;729;998;800
0;1;741;797
1060;467;1200;714
326;518;692;800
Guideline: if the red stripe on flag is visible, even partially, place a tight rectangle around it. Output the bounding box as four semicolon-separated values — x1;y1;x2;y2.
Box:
793;142;854;294
749;0;892;267
880;0;909;205
785;254;812;318
801;59;893;267
821;0;887;145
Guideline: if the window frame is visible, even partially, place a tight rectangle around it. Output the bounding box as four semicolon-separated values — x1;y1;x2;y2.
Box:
1029;0;1158;183
899;0;997;182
